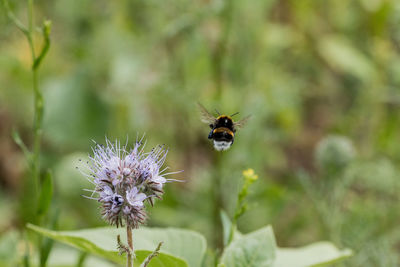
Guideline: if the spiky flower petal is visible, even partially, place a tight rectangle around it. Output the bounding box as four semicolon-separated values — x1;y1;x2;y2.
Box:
80;137;176;228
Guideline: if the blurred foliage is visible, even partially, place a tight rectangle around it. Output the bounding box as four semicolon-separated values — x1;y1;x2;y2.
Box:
1;0;400;266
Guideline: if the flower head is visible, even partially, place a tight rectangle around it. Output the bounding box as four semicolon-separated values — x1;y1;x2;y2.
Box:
80;137;177;228
242;168;258;182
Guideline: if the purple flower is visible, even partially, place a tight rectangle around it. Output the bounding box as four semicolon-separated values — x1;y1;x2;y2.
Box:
80;137;178;228
139;145;170;205
126;187;146;207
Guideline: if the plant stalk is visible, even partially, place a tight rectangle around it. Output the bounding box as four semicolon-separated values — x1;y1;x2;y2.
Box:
211;0;234;100
25;1;45;265
3;0;51;265
210;0;234;248
127;226;134;267
212;151;224;249
31;66;43;204
25;0;44;210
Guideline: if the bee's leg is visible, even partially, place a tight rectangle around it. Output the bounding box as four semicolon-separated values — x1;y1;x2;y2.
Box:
208;130;213;139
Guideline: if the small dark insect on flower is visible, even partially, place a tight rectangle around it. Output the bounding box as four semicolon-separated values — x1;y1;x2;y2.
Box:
79;137;180;228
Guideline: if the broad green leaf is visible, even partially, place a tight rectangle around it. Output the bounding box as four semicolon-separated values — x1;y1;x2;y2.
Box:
220;226;276;267
27;224;206;267
274;242;352;267
131;227;206;267
219;226;351;267
36;245;114;267
37;170;53;217
139;242;163;267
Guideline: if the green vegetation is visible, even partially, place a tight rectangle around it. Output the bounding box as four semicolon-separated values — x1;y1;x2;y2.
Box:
1;0;400;266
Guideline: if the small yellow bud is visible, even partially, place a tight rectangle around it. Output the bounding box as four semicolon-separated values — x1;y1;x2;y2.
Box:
242;168;258;181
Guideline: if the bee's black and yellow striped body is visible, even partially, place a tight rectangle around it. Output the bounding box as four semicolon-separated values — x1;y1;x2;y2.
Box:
198;103;250;151
208;115;235;151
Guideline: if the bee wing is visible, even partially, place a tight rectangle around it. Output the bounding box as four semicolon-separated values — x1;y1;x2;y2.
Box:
234;115;251;129
198;103;216;124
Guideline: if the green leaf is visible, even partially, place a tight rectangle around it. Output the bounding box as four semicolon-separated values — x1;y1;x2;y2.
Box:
140;242;163;267
219;226;351;267
37;170;53;217
27;224;207;267
11;129;32;167
275;242;352;267
40;237;54;267
220;210;242;247
219;226;276;267
220;210;232;247
76;251;88;267
131;227;206;267
274;242;352;267
46;245;117;267
33;19;51;70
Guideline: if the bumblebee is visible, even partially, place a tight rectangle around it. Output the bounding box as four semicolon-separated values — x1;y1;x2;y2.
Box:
198;103;250;151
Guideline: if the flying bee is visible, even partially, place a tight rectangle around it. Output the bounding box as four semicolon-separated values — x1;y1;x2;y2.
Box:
198;103;251;151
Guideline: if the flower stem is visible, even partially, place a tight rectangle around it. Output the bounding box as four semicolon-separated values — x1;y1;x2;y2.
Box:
210;0;234;248
25;0;44;210
211;0;234;100
32;68;42;206
126;226;134;267
3;0;52;265
212;151;224;249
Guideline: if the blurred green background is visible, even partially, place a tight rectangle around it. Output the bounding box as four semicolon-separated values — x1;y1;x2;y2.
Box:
1;0;400;266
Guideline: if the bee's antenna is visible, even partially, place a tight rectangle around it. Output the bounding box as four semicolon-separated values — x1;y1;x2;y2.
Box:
215;109;221;116
230;111;239;117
